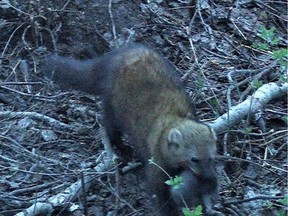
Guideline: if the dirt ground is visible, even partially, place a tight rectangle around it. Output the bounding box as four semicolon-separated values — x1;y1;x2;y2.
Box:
0;0;287;216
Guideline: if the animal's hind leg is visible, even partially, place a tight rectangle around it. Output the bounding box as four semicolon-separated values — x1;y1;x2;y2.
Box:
103;109;133;161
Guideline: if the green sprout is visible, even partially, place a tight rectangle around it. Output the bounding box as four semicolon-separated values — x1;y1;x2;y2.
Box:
182;205;203;216
251;80;263;89
165;175;184;190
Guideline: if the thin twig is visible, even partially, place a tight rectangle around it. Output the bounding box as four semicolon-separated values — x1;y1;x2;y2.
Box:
224;195;284;205
0;81;42;86
108;0;117;45
80;171;88;216
1;23;25;58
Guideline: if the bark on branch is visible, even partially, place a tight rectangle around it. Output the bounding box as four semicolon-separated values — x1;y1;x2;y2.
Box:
211;82;288;134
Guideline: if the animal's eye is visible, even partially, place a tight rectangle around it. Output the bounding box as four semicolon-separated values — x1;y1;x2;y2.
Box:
191;158;199;163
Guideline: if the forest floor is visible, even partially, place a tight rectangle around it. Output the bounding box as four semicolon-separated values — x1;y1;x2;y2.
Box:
0;0;287;216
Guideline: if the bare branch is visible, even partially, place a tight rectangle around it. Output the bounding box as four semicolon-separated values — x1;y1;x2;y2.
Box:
0;111;72;131
211;82;288;134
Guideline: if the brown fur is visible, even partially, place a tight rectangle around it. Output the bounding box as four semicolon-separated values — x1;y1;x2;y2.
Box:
43;44;218;215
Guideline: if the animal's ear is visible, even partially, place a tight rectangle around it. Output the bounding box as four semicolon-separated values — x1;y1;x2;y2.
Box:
168;128;185;147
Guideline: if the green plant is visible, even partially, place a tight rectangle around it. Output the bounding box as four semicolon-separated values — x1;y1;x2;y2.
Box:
245;126;253;134
282;115;288;124
182;205;203;216
149;158;185;193
208;98;221;111
253;26;288;70
253;26;279;50
278;196;288;216
251;80;263;89
165;175;184;190
279;74;287;83
267;196;288;216
259;26;280;46
273;48;288;69
196;78;205;90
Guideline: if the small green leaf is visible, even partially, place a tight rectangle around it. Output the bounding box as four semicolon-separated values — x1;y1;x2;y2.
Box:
209;98;218;108
196;78;204;90
182;207;192;216
279;209;286;216
165;179;174;186
273;48;288;68
273;48;288;59
173;175;183;184
252;41;269;51
271;38;280;46
148;157;154;164
251;80;263;89
194;205;203;215
181;206;203;216
267;202;273;209
279;196;288;206
279;75;286;83
266;195;288;215
260;44;269;50
260;26;278;45
245;127;253;134
165;175;184;189
282;116;288;124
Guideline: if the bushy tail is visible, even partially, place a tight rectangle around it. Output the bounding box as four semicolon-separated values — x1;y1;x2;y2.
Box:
43;55;107;95
42;43;155;95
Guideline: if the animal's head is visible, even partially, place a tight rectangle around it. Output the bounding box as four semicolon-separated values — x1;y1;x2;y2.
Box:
166;120;217;179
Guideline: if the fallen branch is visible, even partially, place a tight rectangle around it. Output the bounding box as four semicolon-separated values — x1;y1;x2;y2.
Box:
0;111;71;131
223;195;285;205
14;177;93;216
15;127;117;216
211;82;288;134
15;159;115;216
